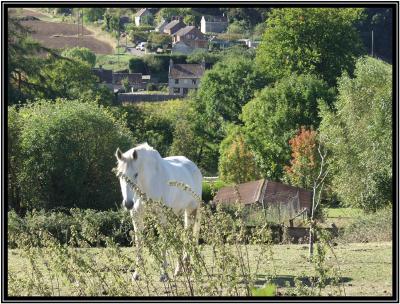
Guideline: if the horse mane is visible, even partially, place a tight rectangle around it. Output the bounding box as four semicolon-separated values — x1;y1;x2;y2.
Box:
135;143;162;160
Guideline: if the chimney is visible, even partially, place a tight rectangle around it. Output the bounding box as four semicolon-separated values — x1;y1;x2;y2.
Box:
178;16;183;22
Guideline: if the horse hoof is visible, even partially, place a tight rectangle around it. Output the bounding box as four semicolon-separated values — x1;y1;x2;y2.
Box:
132;272;140;281
160;273;169;282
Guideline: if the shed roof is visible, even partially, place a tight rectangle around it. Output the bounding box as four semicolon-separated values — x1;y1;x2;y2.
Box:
213;179;265;205
169;63;204;79
214;179;312;211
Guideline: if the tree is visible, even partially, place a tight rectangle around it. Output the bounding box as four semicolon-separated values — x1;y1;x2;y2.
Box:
9;99;133;211
241;73;335;180
61;47;96;67
7;17;55;104
218;125;261;184
319;57;392;211
198;54;268;124
82;8;106;23
256;8;365;86
284;127;319;189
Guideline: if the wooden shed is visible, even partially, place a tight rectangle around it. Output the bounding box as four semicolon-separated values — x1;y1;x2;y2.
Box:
213;179;312;223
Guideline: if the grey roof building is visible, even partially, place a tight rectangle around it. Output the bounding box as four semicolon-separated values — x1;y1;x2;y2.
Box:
168;59;205;96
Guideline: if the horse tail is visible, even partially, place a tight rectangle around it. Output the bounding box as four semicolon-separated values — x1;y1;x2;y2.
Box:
193;202;202;245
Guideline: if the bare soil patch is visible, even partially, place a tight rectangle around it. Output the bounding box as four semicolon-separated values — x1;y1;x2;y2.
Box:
14;11;114;54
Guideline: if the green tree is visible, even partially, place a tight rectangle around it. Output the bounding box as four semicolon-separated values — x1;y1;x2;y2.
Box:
198;54;268;124
241;73;335;180
7;17;54;104
62;47;96;67
82;8;106;23
218;125;261;184
319;57;392;211
9;99;133;211
256;8;365;86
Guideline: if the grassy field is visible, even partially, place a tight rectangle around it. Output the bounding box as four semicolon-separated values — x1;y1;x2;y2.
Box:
8;241;392;297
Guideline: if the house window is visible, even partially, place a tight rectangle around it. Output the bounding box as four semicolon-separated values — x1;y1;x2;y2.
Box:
173;88;180;94
192;79;196;85
175;79;179;84
183;88;188;95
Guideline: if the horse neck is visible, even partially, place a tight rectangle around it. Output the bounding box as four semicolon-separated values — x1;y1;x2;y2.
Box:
137;151;165;195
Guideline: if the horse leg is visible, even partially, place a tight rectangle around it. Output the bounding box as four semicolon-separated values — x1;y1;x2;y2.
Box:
174;208;194;276
131;215;144;281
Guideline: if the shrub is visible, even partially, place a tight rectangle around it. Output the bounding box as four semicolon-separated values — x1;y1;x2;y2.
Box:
61;47;96;68
128;57;146;73
8;99;133;211
202;179;229;203
338;207;392;243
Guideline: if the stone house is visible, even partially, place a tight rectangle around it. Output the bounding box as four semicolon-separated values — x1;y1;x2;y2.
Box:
134;8;153;26
168;59;205;96
172;25;208;49
200;15;228;34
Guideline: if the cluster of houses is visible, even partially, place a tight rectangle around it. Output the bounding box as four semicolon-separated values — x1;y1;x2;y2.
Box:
92;9;261;102
92;58;205;99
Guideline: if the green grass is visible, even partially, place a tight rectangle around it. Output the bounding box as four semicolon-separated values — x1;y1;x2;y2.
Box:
326;208;363;218
8;242;392;296
96;54;132;71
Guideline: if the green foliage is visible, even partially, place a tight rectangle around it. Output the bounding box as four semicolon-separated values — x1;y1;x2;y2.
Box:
198;54;268;124
241;73;335;180
251;283;277;296
82;8;106;23
8;99;133;211
147;32;171;49
186;49;221;66
218;125;261;184
339;207;392;243
128;56;146;73
256;8;365;86
319;57;392;211
202;180;229;203
8;209;132;249
227;20;250;36
61;47;96;68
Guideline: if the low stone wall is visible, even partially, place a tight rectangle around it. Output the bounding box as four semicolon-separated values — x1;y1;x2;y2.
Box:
118;93;184;104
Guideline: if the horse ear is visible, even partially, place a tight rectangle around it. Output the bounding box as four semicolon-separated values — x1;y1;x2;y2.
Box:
115;148;123;161
132;150;138;160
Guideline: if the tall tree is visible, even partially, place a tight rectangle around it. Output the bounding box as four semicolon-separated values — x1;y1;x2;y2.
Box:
319;57;392;211
256;8;365;86
241;73;335;180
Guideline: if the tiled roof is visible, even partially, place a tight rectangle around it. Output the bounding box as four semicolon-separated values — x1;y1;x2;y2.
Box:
164;19;184;31
169;63;204;79
174;26;196;37
112;73;142;85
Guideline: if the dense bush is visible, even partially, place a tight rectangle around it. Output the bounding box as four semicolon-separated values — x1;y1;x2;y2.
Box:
61;47;96;68
202;179;229;203
8;209;132;248
8;99;133;211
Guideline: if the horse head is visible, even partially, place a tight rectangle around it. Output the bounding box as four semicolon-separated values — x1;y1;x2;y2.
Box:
115;147;140;210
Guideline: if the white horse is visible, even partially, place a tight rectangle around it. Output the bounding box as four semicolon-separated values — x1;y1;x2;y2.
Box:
115;143;202;282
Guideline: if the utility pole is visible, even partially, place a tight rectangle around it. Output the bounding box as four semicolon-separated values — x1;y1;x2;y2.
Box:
371;29;374;57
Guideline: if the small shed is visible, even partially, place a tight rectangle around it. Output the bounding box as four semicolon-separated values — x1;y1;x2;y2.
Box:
213;179;312;223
